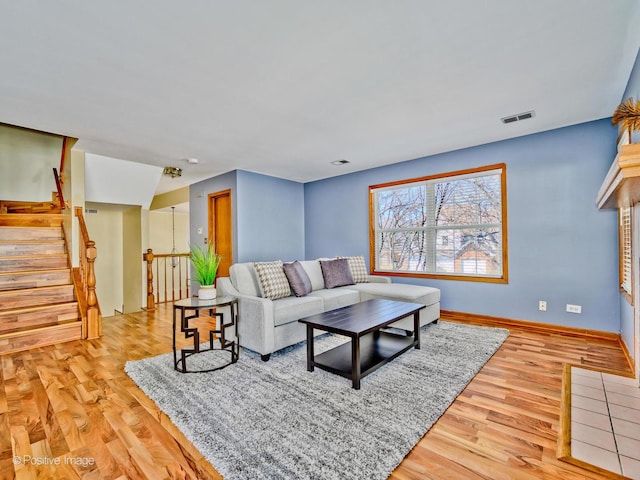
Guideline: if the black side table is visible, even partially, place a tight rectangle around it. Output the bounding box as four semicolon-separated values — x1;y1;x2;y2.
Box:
172;296;239;373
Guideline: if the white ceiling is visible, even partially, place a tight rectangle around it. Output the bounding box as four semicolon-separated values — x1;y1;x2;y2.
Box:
1;1;640;195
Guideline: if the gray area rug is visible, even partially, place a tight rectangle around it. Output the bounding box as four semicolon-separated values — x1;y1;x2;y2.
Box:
125;321;509;480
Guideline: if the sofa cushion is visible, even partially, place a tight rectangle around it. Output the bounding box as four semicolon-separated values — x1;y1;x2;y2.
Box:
273;295;324;327
254;261;291;300
308;287;360;311
320;258;355;289
351;282;440;306
229;263;262;297
338;255;369;283
283;261;312;297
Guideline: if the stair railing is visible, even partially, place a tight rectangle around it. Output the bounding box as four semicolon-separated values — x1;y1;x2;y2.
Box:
74;206;101;338
143;248;191;309
53;167;65;210
52;136;68;210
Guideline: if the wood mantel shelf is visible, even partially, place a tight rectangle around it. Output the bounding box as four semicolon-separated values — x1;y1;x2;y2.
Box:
597;139;640;210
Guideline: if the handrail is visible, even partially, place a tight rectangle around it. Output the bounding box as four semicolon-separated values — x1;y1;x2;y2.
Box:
59;136;67;173
143;248;191;309
53;136;68;210
53;167;65;210
74;206;101;338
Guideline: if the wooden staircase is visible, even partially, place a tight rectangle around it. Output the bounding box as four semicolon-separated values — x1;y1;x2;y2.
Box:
0;213;83;354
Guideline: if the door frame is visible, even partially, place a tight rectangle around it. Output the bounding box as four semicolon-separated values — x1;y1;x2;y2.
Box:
208;189;233;279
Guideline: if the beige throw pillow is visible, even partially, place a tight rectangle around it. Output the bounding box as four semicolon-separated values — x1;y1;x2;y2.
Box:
254;261;291;300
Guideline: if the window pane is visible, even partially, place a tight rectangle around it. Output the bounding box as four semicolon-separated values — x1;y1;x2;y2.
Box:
620;207;632;296
434;175;501;227
434;227;502;275
377;230;428;271
377;185;426;229
371;165;506;281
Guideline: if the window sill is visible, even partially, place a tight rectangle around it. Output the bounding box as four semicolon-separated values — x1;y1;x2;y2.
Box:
371;270;508;284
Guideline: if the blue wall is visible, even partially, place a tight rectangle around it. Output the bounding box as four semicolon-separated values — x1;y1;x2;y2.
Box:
619;46;640;354
305;119;620;332
190;169;305;265
190;170;238;258
236;170;305;262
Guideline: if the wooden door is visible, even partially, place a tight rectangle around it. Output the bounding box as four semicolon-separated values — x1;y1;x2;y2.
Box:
208;190;233;280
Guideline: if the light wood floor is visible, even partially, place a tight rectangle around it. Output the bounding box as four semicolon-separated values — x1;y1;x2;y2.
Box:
0;304;633;479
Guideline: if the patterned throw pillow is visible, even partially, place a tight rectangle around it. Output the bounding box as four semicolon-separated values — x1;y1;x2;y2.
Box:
339;255;369;283
254;261;291;300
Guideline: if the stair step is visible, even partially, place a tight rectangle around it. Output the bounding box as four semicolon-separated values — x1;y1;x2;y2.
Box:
0;214;62;228
0;200;61;215
0;302;79;335
0;269;72;291
0;240;66;257
0;284;75;311
0;226;63;241
0;322;82;355
0;254;68;272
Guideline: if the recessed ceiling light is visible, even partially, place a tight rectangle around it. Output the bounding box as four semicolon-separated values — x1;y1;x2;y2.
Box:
186;158;199;164
331;159;350;166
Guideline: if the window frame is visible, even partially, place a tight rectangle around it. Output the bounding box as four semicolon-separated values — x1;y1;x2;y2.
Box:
368;163;508;284
619;206;633;305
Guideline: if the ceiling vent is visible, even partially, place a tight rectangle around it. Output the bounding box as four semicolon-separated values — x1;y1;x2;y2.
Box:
501;110;535;124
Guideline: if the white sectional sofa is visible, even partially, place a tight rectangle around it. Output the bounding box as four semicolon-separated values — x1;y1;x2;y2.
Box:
217;258;440;361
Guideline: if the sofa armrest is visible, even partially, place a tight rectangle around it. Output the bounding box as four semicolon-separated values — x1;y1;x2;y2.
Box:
217;277;276;355
367;275;391;284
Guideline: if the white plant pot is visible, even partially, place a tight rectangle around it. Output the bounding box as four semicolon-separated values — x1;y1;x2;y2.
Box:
198;285;217;300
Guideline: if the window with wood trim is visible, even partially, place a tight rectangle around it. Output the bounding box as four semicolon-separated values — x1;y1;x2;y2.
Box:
369;164;508;283
620;206;632;302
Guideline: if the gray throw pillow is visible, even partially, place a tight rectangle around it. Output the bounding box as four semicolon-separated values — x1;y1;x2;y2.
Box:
320;258;355;289
338;255;369;283
283;261;312;297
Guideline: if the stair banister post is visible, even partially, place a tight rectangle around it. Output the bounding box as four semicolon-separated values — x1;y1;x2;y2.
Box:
86;241;97;307
144;248;155;310
85;240;100;339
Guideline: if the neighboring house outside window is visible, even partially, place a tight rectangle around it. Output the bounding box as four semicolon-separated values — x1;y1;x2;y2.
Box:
620;206;633;304
369;163;508;283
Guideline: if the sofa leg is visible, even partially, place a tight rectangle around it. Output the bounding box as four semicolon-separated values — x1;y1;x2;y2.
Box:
404;330;413;337
261;354;271;362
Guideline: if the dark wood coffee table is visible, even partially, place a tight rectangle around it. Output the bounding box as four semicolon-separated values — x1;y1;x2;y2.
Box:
299;298;425;389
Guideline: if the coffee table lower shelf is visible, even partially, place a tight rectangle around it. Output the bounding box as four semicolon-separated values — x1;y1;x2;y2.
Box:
312;332;416;389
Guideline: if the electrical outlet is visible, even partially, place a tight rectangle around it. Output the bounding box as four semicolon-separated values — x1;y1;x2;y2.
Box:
566;304;582;314
197;227;203;235
538;300;547;311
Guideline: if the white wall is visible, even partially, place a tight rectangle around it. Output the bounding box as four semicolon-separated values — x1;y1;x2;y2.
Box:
83;204;190;314
147;209;191;302
84;153;163;209
148;210;190;253
0;124;63;202
84;206;124;317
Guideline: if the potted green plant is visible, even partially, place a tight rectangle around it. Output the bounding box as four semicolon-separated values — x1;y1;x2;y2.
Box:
190;242;221;299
